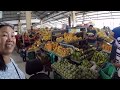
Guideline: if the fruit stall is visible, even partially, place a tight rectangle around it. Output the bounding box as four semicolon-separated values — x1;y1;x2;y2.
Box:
19;26;116;79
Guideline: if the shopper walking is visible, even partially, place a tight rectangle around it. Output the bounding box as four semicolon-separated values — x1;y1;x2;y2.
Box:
0;22;25;79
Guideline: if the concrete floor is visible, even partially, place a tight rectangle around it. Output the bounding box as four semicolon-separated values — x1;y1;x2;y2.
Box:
11;51;30;79
11;50;54;79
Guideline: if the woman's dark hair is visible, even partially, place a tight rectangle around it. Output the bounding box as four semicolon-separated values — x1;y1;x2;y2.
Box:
0;54;6;71
0;22;14;71
89;25;93;27
0;22;14;30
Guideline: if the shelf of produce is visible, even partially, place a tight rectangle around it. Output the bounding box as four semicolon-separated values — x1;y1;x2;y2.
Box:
52;29;68;34
102;50;111;54
42;48;70;60
59;43;75;48
51;66;67;79
52;52;71;59
52;34;64;37
69;55;93;65
69;49;95;65
62;39;84;45
70;59;81;65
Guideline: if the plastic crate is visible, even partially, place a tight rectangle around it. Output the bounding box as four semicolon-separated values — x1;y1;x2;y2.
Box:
99;62;116;79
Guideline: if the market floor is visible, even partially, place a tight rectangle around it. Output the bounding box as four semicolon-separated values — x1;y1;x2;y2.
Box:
11;50;54;79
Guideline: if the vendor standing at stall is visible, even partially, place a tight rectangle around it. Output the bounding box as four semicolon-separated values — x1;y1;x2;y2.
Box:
86;25;97;46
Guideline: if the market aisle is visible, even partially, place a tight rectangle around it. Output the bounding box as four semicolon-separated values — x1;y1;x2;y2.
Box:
11;50;30;79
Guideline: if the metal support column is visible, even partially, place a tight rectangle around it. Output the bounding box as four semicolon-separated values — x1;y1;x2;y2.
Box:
71;11;76;27
40;19;43;28
17;12;21;34
26;11;32;31
18;19;21;34
82;12;85;24
68;16;71;27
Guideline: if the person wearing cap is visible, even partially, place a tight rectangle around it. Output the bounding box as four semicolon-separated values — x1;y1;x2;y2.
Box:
0;23;25;79
86;25;97;46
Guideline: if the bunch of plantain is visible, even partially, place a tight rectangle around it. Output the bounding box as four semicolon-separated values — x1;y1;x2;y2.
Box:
91;51;108;67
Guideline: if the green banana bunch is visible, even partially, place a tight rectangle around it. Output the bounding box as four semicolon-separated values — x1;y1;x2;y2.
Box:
91;51;108;67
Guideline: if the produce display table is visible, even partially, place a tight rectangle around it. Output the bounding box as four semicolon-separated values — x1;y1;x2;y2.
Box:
52;66;66;79
18;27;114;79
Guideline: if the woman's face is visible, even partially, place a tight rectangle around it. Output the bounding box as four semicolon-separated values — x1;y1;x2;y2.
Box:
0;26;16;55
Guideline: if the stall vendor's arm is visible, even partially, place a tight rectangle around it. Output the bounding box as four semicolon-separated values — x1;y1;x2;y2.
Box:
89;30;97;40
113;63;120;68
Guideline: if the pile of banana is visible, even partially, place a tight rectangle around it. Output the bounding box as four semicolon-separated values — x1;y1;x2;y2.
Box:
91;51;108;67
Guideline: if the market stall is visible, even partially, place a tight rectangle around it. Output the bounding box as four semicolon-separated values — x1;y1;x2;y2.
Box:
18;26;116;79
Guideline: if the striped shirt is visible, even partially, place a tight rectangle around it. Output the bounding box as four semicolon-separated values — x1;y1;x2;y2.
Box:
115;37;120;63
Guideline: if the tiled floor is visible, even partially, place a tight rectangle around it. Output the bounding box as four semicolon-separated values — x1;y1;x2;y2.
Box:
11;50;54;79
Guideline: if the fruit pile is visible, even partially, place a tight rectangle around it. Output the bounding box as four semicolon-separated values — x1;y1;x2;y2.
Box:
97;30;107;39
28;40;41;51
102;42;112;53
71;50;83;63
39;29;51;41
44;41;73;57
76;66;99;79
52;60;78;79
34;40;41;46
52;59;99;79
44;41;55;51
63;33;82;43
97;30;113;43
70;48;95;63
91;51;108;67
56;37;64;42
81;60;93;68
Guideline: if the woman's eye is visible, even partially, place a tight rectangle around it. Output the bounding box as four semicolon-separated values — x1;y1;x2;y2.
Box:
3;34;7;37
12;35;15;38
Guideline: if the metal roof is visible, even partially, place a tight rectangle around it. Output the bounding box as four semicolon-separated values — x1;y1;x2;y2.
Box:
0;11;61;22
0;11;68;25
